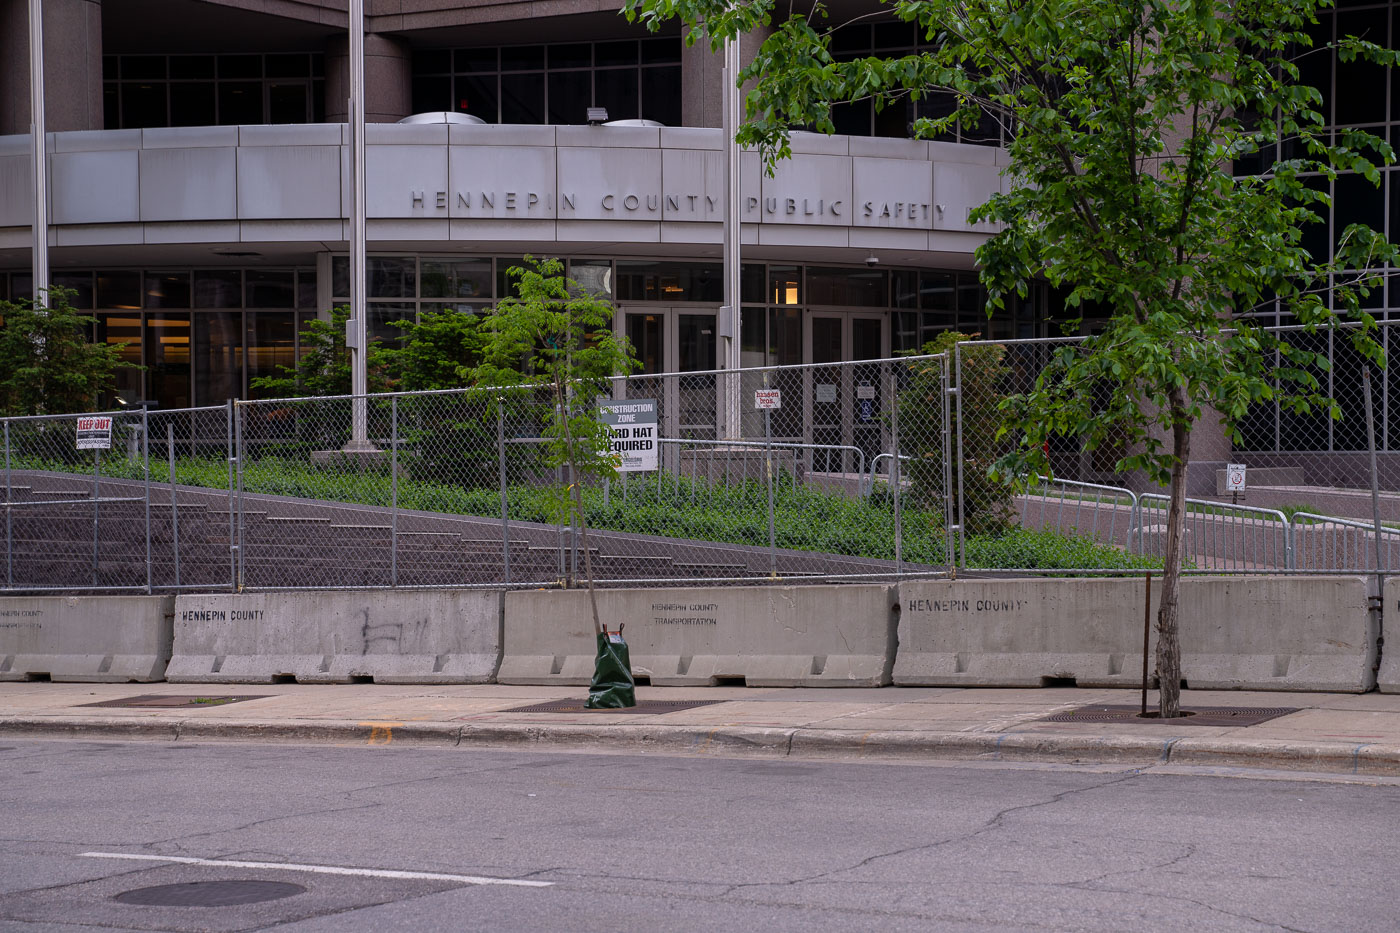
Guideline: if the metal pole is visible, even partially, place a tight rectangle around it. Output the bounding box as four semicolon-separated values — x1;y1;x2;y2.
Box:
234;402;245;591
1141;571;1152;716
720;35;743;439
142;409;151;593
28;0;48;300
225;399;235;592
497;397;511;586
168;423;179;590
390;395;398;588
764;378;777;578
345;0;372;452
4;421;11;586
890;368;903;574
92;448;100;586
1363;367;1385;586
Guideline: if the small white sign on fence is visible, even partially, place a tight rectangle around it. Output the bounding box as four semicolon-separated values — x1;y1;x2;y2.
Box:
755;389;782;410
75;416;113;451
1226;463;1247;492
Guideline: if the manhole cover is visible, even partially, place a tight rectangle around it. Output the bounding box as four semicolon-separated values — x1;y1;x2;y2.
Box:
501;698;723;714
79;695;268;709
113;880;306;907
1042;704;1299;727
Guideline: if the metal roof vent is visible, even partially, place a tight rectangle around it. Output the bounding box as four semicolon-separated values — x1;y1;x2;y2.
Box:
603;119;665;127
396;112;488;125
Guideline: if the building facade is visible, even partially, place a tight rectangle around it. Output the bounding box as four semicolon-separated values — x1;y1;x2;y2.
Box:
1;0;1397;469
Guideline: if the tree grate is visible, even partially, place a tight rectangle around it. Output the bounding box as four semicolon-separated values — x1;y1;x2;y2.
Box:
79;694;268;709
501;698;723;714
1041;704;1299;727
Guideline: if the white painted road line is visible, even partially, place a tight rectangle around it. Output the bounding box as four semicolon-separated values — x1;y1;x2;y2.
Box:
78;852;554;888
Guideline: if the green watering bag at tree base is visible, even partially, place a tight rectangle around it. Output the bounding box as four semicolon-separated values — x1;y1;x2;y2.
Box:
586;629;636;709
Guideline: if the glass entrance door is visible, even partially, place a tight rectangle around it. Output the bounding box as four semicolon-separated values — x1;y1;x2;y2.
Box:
617;307;719;444
804;312;889;472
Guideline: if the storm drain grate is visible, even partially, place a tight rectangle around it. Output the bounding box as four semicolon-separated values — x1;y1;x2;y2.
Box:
501;698;724;714
1042;704;1299;727
113;880;306;907
78;695;269;709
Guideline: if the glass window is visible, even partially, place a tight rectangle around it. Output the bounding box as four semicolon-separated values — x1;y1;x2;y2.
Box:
332;256;349;298
595;68;639;121
550;43;592;69
502;46;545;71
53;273;94;309
266;54;311;79
170;83;216;127
645;66;682;126
169;56;215;79
219;55;262;79
94;313;143;404
218;82;262;125
145;272;191;309
246;270;296;308
501;73;545;124
368;303;415;345
145;313;192;408
416;50;452;73
496;258;528;299
96;271;141;310
194;312;243;404
741;264;766;303
806;267;888;307
549;70;592;125
195;270;242;308
413;75;451;112
616;261;722;302
124;56;167;80
769;307;802;364
455;74;497;121
246;311;297;399
570;260;613;298
739;307;766;367
770;266;801;305
456;48;498;72
121;83;167;128
641;37;681;65
296;272;317;309
367;258;415;298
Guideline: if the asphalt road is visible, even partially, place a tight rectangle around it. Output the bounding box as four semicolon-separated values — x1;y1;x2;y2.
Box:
1;740;1397;932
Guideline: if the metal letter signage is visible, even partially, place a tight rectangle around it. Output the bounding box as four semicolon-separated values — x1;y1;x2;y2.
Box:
599;398;658;473
75;415;113;451
754;389;782;410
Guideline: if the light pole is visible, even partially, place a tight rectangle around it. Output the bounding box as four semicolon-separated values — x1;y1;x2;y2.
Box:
721;35;743;439
28;0;48;303
345;0;373;452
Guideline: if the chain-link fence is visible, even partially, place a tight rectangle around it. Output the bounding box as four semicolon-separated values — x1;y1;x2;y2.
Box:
9;321;1400;593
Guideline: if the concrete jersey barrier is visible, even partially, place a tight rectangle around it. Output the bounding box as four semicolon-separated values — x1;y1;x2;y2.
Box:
1378;579;1400;694
0;596;174;682
166;590;503;684
894;576;1375;692
499;583;898;687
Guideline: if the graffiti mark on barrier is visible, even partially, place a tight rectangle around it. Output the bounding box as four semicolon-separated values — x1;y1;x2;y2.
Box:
362;722;401;745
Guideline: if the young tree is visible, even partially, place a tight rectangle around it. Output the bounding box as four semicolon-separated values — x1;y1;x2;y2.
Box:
0;288;133;416
250;305;391;398
625;0;1399;716
470;257;641;636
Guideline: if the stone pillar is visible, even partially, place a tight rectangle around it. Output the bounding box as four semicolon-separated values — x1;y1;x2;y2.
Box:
0;0;104;135
681;23;772;129
326;33;412;124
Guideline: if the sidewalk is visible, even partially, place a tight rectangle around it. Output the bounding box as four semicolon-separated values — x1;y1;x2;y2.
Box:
3;682;1400;776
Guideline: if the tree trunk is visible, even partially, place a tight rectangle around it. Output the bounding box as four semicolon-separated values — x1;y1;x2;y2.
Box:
1156;397;1192;718
553;381;603;636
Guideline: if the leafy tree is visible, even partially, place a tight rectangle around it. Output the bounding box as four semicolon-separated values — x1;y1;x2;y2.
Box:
899;332;1012;536
0;288;133;416
382;307;486;392
625;0;1400;715
470;256;641;635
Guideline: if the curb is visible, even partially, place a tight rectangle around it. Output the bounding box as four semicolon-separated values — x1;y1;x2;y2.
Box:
2;716;1398;776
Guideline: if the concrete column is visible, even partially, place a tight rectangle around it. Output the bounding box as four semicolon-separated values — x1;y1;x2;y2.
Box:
326;33;412;124
0;0;103;135
681;22;772;129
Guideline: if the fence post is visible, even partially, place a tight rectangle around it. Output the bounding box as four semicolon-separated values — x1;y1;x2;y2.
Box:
225;400;236;592
390;395;398;589
167;423;180;590
764;372;777;578
889;367;903;575
234;400;245;592
4;420;10;587
497;396;511;587
944;350;960;568
142;408;152;594
1363;366;1384;584
92;447;100;587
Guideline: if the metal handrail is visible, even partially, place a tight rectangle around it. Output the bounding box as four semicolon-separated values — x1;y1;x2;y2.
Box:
1135;493;1293;570
1018;476;1138;545
863;453;913;497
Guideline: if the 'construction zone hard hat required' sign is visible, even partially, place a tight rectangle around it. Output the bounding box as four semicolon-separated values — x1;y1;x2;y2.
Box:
599;398;658;472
